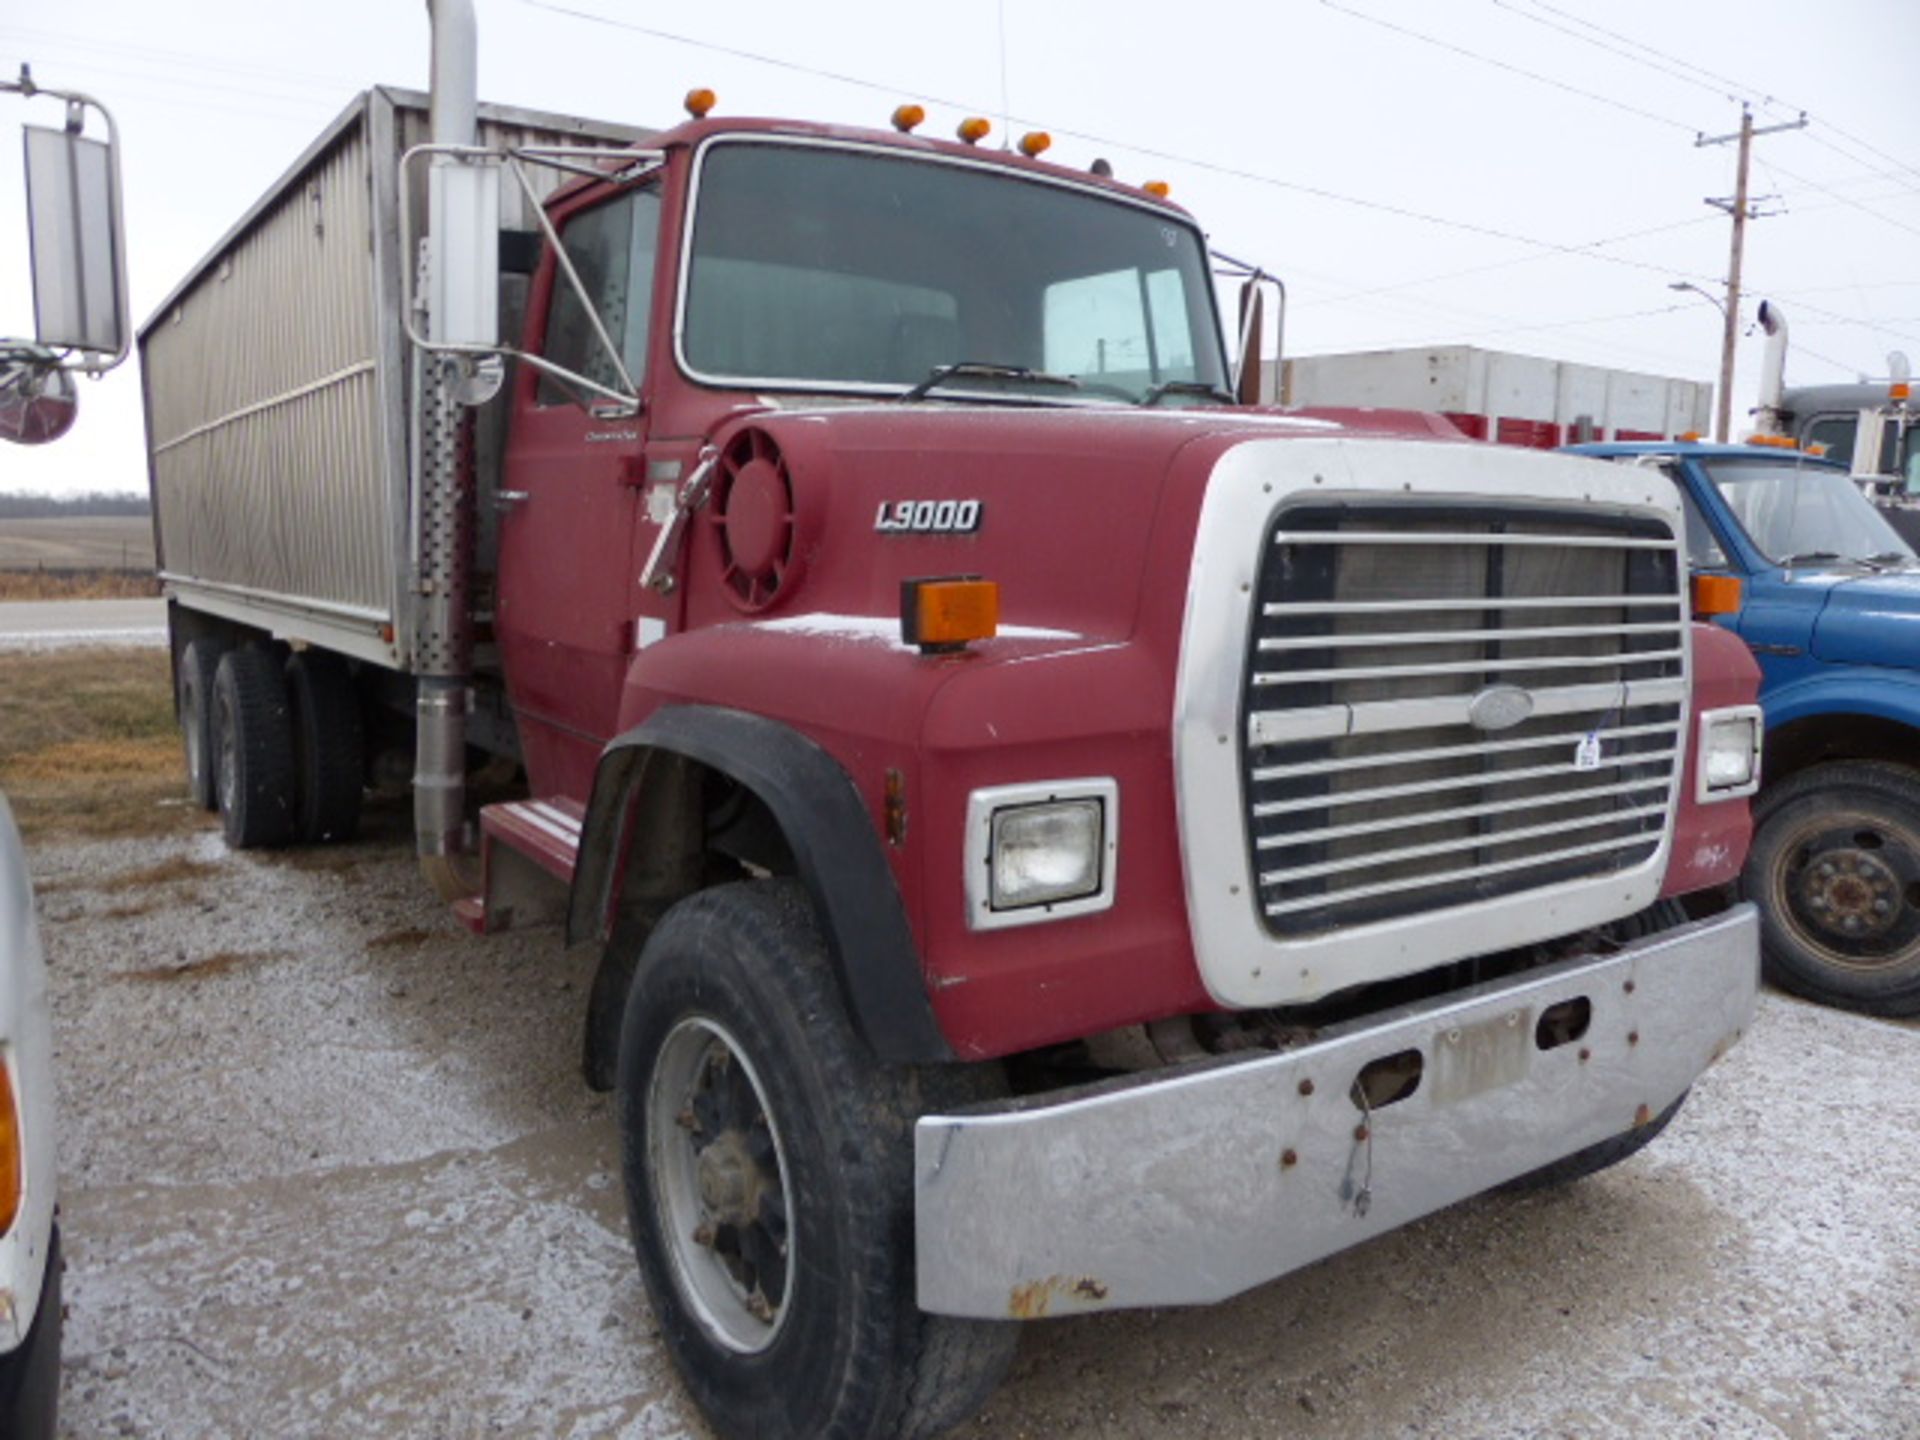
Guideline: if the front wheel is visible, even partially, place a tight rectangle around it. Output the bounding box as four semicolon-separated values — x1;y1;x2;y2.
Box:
616;881;1016;1440
1745;761;1920;1018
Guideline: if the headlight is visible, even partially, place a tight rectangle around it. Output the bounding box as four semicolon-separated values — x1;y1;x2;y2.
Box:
1696;706;1763;802
965;779;1118;930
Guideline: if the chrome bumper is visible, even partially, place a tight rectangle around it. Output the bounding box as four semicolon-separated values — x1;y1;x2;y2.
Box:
914;904;1759;1319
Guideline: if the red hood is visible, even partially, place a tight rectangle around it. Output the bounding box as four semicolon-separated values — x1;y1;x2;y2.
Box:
685;403;1465;645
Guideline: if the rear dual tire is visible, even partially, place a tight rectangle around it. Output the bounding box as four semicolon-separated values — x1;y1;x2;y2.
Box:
205;645;363;849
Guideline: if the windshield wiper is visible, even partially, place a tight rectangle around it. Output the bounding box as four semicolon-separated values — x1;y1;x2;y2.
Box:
1860;550;1918;570
1139;379;1237;408
898;362;1081;404
1781;551;1846;566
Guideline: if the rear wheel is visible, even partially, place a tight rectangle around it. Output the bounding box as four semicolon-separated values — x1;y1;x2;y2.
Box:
1745;761;1920;1018
616;880;1016;1440
286;651;364;843
177;638;226;811
212;646;297;849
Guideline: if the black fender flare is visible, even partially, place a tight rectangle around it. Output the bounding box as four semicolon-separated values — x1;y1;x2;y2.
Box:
568;704;953;1065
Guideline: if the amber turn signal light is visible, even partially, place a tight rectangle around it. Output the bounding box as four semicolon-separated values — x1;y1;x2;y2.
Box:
902;576;999;652
685;88;717;119
1691;573;1743;617
1018;131;1052;158
0;1061;19;1237
957;117;992;145
892;104;926;133
1143;180;1171;198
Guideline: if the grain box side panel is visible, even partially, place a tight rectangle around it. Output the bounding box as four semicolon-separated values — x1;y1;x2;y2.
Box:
143;96;396;654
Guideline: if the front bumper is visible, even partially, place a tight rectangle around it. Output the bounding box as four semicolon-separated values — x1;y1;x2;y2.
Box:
915;905;1758;1319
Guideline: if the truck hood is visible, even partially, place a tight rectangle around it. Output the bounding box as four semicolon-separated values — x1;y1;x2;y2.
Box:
734;403;1462;646
1807;567;1920;668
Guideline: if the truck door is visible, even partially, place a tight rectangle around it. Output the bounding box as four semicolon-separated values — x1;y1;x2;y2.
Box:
497;181;663;800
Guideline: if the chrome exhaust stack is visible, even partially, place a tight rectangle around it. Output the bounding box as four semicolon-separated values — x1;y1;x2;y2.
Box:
415;0;483;899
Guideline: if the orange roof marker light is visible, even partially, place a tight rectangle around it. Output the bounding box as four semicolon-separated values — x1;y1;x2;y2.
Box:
892;104;926;133
902;576;999;654
957;117;992;145
1143;180;1171;199
1018;131;1052;158
1893;379;1912;403
684;88;717;119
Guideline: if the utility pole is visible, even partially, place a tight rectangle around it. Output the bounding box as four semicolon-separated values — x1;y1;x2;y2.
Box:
1697;105;1806;441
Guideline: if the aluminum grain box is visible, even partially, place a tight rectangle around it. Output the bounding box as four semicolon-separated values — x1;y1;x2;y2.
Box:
138;87;650;669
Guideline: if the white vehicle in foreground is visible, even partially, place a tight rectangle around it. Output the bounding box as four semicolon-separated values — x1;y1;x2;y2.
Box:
0;793;59;1438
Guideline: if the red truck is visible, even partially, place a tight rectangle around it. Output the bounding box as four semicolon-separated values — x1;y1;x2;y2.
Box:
138;12;1765;1436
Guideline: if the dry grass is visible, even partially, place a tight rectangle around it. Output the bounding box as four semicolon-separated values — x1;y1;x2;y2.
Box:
0;649;201;842
0;569;160;601
367;927;433;951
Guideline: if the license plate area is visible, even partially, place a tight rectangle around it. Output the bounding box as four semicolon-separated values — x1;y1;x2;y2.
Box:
1428;1007;1533;1105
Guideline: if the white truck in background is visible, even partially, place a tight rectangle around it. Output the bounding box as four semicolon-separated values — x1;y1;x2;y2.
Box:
0;59;127;1440
1269;344;1711;449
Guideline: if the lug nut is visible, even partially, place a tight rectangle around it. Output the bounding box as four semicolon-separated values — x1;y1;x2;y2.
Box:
692;1222;716;1248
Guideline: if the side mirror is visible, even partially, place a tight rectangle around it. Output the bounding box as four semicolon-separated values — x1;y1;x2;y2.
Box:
23;121;127;359
0;359;78;445
1236;281;1264;406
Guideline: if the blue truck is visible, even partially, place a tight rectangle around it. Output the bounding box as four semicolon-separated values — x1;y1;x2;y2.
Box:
1570;440;1920;1017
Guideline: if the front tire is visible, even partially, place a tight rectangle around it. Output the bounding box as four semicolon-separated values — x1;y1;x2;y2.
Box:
1745;761;1920;1018
616;880;1016;1440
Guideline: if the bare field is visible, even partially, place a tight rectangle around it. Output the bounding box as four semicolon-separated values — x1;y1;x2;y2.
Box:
0;514;155;572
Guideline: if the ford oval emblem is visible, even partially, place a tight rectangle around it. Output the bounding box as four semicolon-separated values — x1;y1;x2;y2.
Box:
1468;684;1534;732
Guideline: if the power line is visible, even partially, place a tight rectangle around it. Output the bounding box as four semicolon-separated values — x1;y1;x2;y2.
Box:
1318;0;1700;134
1519;0;1920;188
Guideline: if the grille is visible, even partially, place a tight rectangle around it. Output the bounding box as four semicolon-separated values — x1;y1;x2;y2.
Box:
1244;501;1684;939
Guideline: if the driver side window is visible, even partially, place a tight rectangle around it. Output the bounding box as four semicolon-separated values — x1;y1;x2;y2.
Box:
538;185;662;407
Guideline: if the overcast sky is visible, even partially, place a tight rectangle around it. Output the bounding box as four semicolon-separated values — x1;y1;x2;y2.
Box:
1;0;1915;496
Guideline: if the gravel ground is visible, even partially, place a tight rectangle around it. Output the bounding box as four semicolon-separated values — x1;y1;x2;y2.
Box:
30;802;1920;1439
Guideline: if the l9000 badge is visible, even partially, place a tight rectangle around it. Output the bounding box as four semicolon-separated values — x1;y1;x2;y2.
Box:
874;499;982;534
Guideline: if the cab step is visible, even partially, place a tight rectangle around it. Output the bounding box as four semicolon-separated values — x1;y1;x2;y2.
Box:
452;797;585;935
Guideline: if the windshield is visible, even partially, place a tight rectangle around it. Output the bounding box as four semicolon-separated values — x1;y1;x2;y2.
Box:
681;140;1229;403
1704;458;1917;566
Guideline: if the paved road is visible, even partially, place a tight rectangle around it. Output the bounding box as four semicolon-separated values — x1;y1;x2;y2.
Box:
0;598;167;651
31;809;1920;1439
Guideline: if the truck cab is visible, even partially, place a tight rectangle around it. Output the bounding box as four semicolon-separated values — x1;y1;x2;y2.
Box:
1571;440;1920;1018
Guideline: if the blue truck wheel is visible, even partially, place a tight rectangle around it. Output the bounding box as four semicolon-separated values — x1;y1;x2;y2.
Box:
1746;761;1920;1018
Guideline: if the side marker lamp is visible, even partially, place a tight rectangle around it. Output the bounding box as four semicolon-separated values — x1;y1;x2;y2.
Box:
1018;131;1052;158
684;88;717;119
0;1060;19;1237
892;104;926;133
901;576;999;653
1691;573;1743;617
957;117;992;145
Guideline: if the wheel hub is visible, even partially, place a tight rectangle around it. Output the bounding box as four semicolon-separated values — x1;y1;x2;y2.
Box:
696;1131;760;1224
1798;848;1901;940
648;1017;796;1355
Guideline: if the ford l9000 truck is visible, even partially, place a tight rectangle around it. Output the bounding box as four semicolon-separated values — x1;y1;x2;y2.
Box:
137;9;1765;1436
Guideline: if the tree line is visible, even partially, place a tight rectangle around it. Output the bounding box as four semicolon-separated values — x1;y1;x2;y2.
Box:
0;491;151;519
